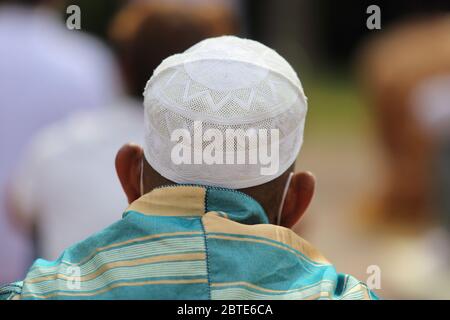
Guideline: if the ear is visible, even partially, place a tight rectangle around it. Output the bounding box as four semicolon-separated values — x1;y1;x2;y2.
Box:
280;171;315;228
115;143;144;204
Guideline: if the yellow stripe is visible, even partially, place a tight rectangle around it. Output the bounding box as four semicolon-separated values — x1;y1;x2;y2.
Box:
202;213;329;264
211;280;334;294
211;287;331;300
26;252;206;284
126;186;206;216
20;279;208;299
207;234;326;266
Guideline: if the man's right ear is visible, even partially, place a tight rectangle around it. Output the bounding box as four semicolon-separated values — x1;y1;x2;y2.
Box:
115;143;144;204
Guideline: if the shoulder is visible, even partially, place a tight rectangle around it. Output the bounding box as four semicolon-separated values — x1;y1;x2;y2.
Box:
202;212;330;265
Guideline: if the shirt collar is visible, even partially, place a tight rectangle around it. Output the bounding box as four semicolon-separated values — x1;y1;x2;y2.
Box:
124;184;269;225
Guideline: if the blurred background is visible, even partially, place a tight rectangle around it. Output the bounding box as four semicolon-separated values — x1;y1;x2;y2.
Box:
1;0;450;299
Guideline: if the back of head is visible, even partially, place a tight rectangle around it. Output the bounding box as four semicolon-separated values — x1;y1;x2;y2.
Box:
109;2;238;98
143;36;307;190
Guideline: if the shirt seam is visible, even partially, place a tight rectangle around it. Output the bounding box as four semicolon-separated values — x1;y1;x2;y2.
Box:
200;187;212;300
200;221;212;300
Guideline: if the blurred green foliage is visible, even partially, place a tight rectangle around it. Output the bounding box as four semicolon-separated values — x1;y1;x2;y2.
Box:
303;72;371;137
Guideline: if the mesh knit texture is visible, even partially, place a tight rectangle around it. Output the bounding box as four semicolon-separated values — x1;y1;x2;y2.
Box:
143;36;308;189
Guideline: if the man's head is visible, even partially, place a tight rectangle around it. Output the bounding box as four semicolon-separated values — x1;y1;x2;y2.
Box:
116;36;315;228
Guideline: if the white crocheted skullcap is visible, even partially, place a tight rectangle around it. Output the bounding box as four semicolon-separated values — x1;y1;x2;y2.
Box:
143;35;307;189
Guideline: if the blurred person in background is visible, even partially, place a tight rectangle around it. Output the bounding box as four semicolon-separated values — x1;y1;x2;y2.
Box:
0;0;121;283
358;15;450;298
358;15;450;231
6;0;238;266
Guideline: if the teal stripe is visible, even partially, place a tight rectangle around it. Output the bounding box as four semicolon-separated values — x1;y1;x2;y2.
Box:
207;231;330;267
206;236;336;290
206;188;268;225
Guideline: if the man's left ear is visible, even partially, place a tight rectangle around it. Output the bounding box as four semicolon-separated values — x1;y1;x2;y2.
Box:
280;171;315;228
115;143;144;204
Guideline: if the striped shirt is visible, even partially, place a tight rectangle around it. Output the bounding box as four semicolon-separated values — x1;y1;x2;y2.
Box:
0;185;378;300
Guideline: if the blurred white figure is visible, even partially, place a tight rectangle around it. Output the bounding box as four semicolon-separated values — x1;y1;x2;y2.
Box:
10;98;143;260
0;3;122;282
412;75;450;137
